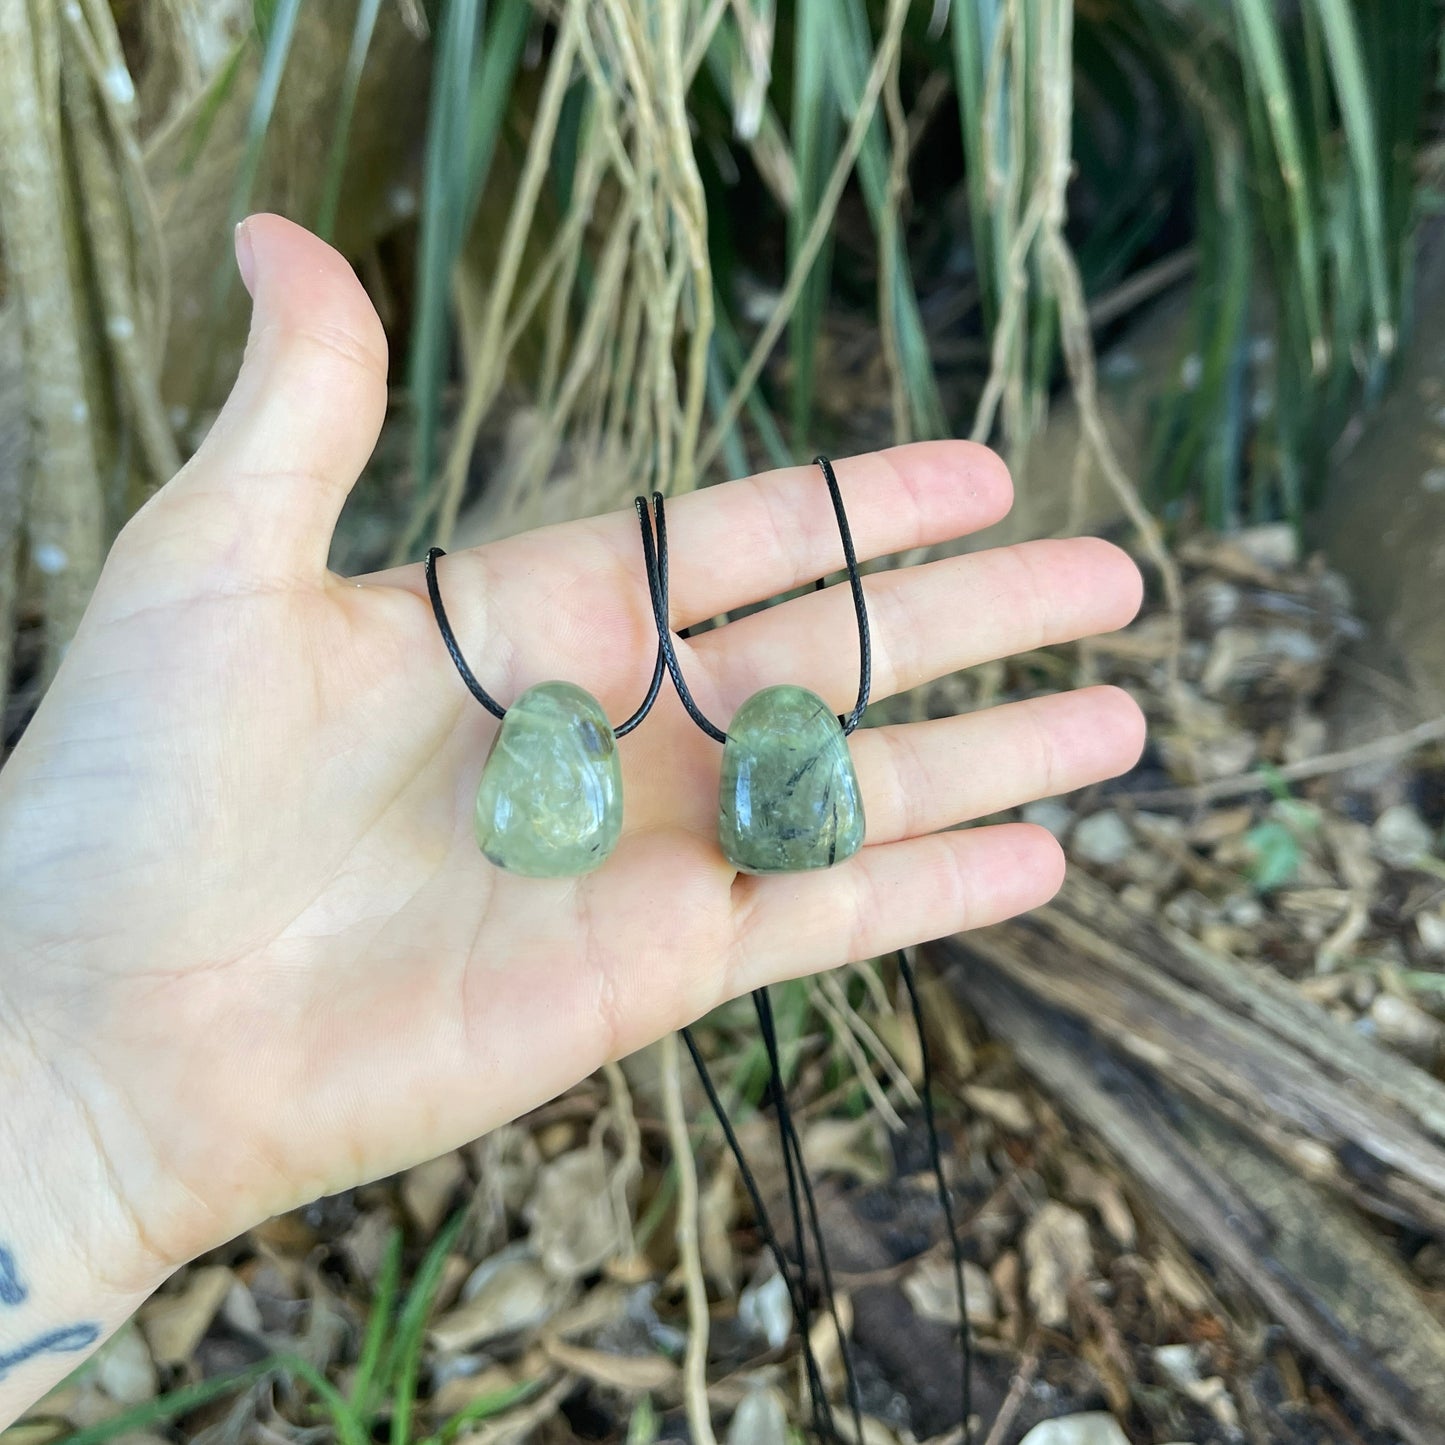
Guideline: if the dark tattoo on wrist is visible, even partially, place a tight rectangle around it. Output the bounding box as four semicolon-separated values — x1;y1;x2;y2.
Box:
0;1245;102;1382
0;1248;25;1307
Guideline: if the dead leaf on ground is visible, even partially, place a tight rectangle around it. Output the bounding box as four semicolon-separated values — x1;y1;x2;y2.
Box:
726;1386;790;1445
1017;1413;1130;1445
541;1337;677;1391
431;1248;572;1352
140;1265;236;1366
903;1256;997;1328
962;1085;1034;1134
1022;1204;1094;1329
402;1151;468;1234
93;1322;157;1406
527;1149;628;1280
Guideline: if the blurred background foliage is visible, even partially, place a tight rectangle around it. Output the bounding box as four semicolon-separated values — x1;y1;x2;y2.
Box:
4;9;1445;1439
0;0;1440;694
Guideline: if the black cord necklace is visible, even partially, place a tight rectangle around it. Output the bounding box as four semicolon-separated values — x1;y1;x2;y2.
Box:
641;458;974;1443
425;545;667;738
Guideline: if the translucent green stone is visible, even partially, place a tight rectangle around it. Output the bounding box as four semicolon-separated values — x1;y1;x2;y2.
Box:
718;685;865;874
474;681;623;877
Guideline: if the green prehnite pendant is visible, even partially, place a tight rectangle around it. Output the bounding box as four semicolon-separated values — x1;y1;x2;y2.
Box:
718;685;865;874
474;681;623;877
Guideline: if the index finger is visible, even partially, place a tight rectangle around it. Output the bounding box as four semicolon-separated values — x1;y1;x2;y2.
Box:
645;440;1013;629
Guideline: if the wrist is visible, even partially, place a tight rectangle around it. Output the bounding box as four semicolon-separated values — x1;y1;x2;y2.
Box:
0;1006;170;1428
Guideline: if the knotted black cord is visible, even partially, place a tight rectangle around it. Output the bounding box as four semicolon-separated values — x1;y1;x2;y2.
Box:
812;453;873;734
680;1027;836;1439
897;950;975;1443
637;457;976;1439
639;490;840;1437
425;546;666;738
634;455;873;742
634;495;730;745
753;987;867;1444
428;469;972;1433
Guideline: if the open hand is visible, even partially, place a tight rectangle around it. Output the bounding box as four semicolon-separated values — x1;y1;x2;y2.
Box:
0;216;1144;1299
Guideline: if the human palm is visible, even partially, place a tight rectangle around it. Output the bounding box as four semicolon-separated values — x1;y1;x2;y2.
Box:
0;216;1143;1280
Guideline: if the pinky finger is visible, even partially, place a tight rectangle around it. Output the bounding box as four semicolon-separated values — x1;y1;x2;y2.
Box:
729;823;1065;993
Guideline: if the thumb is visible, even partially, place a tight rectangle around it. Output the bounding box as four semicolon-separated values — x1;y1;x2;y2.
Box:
135;214;389;586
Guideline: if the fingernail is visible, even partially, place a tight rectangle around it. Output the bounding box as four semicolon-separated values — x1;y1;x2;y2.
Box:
234;220;256;296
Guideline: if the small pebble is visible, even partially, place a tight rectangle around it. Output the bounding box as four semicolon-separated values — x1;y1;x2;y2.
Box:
1164;890;1211;931
1223;893;1265;928
1072;810;1133;867
1235;522;1298;570
1022;799;1074;839
1372;804;1435;868
1418;910;1445;959
1192;578;1240;628
1366;993;1443;1055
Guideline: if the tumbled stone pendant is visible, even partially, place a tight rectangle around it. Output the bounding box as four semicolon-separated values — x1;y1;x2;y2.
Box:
718;684;865;874
474;681;623;877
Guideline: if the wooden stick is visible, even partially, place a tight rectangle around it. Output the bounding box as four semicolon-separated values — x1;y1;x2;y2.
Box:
1127;714;1445;808
0;0;105;678
930;873;1445;1445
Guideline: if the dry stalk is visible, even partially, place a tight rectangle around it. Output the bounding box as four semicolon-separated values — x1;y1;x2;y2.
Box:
422;0;722;547
660;1031;718;1445
812;978;908;1132
423;6;582;550
600;1061;644;1267
817;971;920;1116
1031;0;1182;696
0;0;105;677
697;0;912;474
59;9;180;506
0;319;25;728
879;44;912;444
1126;713;1445;809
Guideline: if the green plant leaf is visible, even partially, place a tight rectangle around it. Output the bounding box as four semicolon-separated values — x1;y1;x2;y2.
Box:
626;1394;660;1445
429;1378;543;1445
410;0;487;500
386;1210;469;1445
832;0;945;438
55;1364;272;1445
271;1353;369;1445
1314;0;1393;355
349;1224;405;1419
1233;0;1326;373
231;0;303;228
316;0;385;241
409;0;529;508
788;0;842;444
1244;819;1302;893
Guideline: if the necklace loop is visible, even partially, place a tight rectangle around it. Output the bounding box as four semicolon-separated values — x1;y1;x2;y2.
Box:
637;455;873;741
425;544;666;738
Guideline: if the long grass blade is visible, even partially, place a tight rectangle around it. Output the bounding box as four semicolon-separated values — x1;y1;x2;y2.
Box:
950;0;1002;328
1314;0;1393;355
1233;0;1326;373
387;1210;469;1445
316;0;384;241
349;1224;404;1418
55;1363;272;1445
834;0;945;439
271;1353;369;1445
230;0;303;226
428;1377;544;1445
788;0;841;445
464;0;530;204
410;0;486;499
